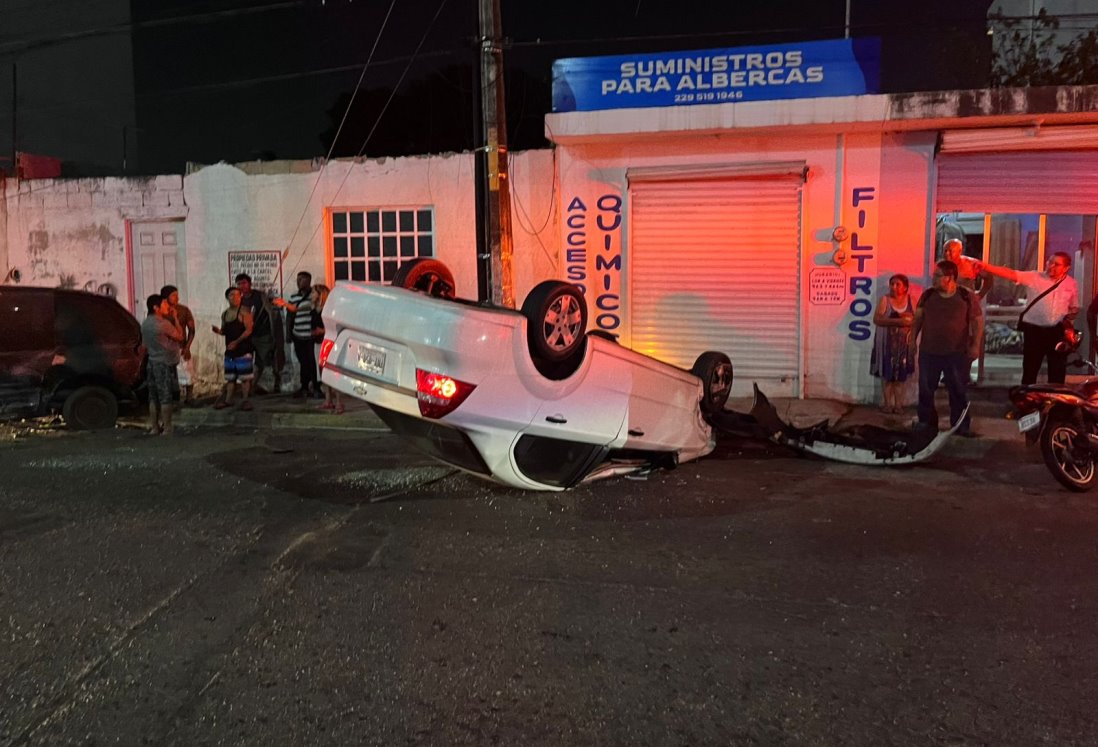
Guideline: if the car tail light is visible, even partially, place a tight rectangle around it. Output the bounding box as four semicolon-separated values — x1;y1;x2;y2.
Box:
416;368;476;419
318;338;335;369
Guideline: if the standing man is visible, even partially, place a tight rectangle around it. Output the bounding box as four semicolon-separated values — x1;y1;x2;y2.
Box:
273;271;319;398
211;286;255;410
236;273;278;394
913;260;983;437
141;294;185;436
978;251;1079;385
160;284;196;406
943;238;993;381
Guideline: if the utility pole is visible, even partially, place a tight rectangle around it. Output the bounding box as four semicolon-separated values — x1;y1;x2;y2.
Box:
474;0;515;307
10;63;16;176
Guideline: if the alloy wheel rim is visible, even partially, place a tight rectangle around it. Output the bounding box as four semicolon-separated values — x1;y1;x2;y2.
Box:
1052;427;1095;484
544;296;582;351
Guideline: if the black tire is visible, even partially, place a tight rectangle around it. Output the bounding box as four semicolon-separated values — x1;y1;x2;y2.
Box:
1040;412;1098;492
521;281;588;363
391;258;456;299
62;385;119;430
691;352;734;415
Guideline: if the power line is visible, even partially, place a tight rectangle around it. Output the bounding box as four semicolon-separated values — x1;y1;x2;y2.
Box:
506;20;993;52
3;5;1060;61
3;48;462;119
282;0;399;271
284;0;453;276
8;15;1007;116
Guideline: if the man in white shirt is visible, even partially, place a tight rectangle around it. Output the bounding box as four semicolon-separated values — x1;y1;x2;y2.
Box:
977;252;1079;385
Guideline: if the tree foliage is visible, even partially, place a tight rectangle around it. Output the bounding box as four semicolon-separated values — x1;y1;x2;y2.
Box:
990;8;1098;87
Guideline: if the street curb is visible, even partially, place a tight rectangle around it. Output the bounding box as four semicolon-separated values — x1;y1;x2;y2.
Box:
171;407;388;432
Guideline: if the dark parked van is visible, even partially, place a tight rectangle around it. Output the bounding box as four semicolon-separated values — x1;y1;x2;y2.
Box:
0;287;145;429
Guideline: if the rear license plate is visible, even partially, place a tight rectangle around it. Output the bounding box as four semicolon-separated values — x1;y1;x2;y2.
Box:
1018;411;1041;433
355;344;386;376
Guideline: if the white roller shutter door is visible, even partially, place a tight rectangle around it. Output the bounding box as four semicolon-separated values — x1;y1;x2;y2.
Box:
628;175;802;397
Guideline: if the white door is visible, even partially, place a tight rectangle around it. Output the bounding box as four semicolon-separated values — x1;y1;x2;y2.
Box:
132;221;184;311
628;174;803;397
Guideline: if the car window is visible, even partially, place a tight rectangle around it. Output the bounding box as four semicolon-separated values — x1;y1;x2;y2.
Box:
55;293;136;347
513;435;606;488
0;290;53;353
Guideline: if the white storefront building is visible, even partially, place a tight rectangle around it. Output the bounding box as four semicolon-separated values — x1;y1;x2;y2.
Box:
546;40;1098;400
3;37;1098;403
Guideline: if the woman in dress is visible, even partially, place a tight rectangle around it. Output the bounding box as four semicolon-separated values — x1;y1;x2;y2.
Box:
871;273;916;414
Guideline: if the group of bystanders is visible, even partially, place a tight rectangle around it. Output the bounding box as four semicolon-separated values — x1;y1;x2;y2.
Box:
869;237;1080;437
138;269;343;432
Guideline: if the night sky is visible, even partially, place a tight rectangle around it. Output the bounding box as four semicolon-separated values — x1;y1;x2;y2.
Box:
1;0;995;176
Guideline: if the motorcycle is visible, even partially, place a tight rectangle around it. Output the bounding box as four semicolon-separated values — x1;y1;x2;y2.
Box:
1009;354;1098;492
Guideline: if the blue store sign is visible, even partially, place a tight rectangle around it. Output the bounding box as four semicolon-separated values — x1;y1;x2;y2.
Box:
552;38;879;113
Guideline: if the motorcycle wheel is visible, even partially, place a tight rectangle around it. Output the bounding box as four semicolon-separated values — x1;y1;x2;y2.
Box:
1039;414;1098;492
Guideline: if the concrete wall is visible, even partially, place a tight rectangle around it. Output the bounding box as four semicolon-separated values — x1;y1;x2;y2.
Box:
1;136;938;403
1;175;186;304
0;150;559;391
180;151;559;388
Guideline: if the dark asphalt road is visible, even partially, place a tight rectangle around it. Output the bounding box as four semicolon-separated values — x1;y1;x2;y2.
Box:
1;422;1096;745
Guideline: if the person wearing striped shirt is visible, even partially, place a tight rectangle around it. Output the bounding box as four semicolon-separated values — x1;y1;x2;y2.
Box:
273;271;321;398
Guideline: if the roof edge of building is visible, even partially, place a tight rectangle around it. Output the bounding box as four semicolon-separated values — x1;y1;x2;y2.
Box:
545;84;1098;144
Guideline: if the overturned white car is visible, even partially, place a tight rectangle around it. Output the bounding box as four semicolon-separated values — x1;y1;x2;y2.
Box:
319;259;733;491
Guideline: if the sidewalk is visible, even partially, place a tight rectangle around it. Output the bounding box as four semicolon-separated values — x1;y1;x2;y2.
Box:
171;391;388;431
170;385;1021;442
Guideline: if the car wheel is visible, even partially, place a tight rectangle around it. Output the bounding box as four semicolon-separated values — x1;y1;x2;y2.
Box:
391;258;456;299
1040;412;1097;492
691;352;733;415
522;280;588;363
62;385;119;430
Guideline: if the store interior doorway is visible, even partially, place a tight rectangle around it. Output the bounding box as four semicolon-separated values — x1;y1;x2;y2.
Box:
935;212;1098;385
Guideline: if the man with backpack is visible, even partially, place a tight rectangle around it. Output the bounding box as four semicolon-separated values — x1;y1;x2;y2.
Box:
912;260;984;437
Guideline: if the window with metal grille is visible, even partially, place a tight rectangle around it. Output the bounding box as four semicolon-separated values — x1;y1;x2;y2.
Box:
330;208;435;283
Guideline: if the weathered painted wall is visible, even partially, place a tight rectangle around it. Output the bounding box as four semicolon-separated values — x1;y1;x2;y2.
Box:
180;151;559;389
0;151;559;318
1;150;560;393
1;176;186;308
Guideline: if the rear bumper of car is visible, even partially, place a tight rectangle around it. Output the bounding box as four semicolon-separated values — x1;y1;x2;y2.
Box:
322;363;566;491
